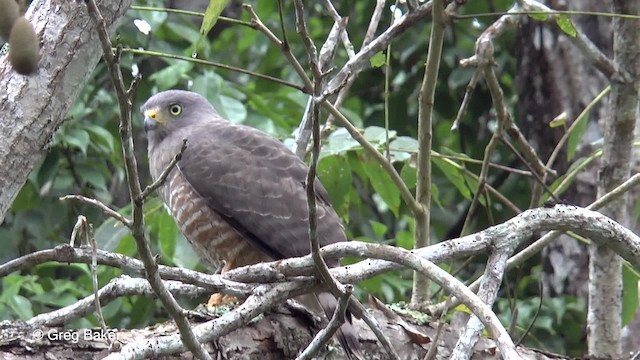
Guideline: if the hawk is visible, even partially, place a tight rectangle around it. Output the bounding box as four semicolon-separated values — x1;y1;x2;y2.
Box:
142;90;361;358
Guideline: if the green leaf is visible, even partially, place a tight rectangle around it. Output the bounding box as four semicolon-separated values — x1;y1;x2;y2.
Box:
196;0;231;51
149;61;194;90
64;128;91;156
216;95;247;124
75;164;107;191
8;295;33;320
567;111;589;162
623;264;640;326
200;0;230;36
363;126;396;144
395;227;413;250
390;136;418;162
317;155;352;218
11;181;40;212
400;162;416;190
362;156;400;216
369;221;388;238
556;15;577;37
390;136;418;152
95;218;130;253
322;127;360;156
527;12;548;21
432;157;472;200
86;125;115;153
431;183;443;209
172;233;200;270
370;51;386;68
156;209;179;262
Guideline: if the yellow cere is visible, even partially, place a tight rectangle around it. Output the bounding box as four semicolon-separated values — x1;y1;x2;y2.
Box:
144;109;158;119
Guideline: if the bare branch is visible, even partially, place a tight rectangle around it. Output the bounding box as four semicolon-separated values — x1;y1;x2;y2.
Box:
0;244;254;297
325;2;436;95
296;286;352;360
430;174;640;314
60;195;132;228
411;0;446;306
83;0;210;358
518;0;626;82
28;275;209;327
138;138;187;202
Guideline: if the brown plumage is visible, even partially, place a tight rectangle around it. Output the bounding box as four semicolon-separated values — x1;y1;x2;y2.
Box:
142;90;362;358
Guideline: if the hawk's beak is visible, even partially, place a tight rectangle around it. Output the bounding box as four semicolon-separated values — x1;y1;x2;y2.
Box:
143;109;158;132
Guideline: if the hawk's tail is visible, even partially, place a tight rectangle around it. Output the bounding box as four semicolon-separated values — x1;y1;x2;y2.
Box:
316;291;364;360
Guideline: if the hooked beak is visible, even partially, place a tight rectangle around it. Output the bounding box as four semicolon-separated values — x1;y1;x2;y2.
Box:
143;109;158;132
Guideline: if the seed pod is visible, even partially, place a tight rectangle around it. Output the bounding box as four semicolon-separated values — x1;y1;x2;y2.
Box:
8;16;40;75
0;0;20;41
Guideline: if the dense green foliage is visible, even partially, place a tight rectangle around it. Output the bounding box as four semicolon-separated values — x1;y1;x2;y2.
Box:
5;0;630;356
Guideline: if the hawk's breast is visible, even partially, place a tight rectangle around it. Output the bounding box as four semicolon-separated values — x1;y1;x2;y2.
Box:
162;171;270;271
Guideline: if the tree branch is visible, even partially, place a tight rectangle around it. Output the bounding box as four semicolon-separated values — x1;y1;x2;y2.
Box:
83;2;210;356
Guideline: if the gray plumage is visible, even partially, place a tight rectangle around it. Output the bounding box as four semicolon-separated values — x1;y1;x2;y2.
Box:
142;90;362;359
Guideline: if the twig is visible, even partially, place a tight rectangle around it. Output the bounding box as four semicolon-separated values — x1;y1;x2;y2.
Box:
296;286;353;360
348;297;401;360
364;0;386;48
293;0;345;290
319;0;385;141
130;6;252;28
451;249;514;359
60;195;132;228
451;69;481;131
321;102;421;213
351;242;523;359
546;85;611;171
83;1;211;358
69;215;88;247
518;0;626;82
27;275;209;327
244;4;314;94
321;0;355;59
294;18;346;158
138;138;187;202
119;48;305;92
460;134;499;236
245;3;421;214
86;220;112;348
429;174;640;314
0;244;255;296
499;137;558;203
411;0;446;306
325;2;436;95
103;281;309;359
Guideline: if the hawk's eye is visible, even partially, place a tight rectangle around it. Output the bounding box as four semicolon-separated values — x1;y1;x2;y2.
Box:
169;104;182;116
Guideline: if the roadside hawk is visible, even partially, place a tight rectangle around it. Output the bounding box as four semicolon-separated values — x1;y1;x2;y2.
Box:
142;90;361;358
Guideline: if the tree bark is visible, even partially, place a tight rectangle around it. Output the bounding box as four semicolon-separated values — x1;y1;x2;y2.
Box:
589;1;640;357
0;0;132;224
515;0;611;300
0;309;566;360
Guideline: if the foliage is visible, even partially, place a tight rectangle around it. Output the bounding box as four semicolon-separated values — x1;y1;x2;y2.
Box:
3;0;628;355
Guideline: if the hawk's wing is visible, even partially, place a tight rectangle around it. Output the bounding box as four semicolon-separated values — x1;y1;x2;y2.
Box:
175;120;347;261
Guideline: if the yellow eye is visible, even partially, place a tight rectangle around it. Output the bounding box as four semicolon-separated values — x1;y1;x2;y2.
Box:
169;104;182;116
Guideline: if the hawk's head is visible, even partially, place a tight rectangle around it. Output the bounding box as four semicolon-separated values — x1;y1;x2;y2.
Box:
141;90;218;142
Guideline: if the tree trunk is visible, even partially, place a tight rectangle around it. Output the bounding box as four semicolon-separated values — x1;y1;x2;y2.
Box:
0;0;132;224
515;0;610;299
